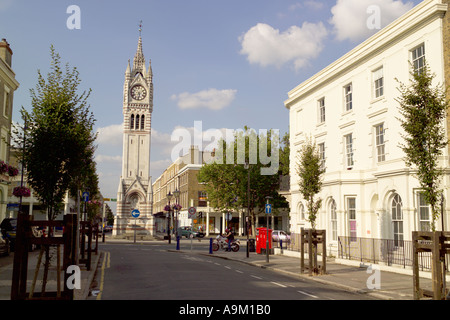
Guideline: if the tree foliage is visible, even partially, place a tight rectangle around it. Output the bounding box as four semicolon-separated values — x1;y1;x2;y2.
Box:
296;138;324;229
198;127;288;234
16;46;97;220
396;62;449;231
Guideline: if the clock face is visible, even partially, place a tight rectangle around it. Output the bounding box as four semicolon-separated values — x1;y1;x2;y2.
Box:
131;85;147;100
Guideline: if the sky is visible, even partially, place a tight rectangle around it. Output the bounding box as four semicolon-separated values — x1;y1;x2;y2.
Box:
0;0;423;213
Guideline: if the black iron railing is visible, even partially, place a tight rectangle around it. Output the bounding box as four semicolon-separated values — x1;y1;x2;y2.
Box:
338;236;449;272
276;233;449;273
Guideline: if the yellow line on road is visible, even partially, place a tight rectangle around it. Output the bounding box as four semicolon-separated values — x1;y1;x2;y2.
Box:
96;251;110;300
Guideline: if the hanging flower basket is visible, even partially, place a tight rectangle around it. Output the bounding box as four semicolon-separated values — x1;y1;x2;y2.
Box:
0;161;8;175
8;165;19;177
13;186;31;197
164;205;171;212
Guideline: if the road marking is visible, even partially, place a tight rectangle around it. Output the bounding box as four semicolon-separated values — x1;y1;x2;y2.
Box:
251;275;263;280
271;281;287;288
297;290;319;299
96;251;110;300
235;270;243;273
224;266;231;269
214;263;221;266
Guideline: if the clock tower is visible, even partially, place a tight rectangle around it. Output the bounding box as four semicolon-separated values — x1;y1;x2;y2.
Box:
113;28;154;236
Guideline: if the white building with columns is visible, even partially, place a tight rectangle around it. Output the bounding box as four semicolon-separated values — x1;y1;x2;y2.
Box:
285;0;450;254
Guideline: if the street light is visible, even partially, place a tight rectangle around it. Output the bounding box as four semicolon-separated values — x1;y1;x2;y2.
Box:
173;189;180;239
167;191;173;244
244;161;250;258
265;196;273;263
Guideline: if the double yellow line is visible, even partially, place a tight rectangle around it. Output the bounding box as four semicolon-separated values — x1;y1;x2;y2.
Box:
96;251;110;300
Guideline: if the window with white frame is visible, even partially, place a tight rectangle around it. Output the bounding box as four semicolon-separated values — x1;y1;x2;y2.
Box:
318;98;325;123
318;142;325;172
298;202;305;220
411;44;425;75
391;194;403;247
347;197;357;241
345;133;354;168
373;67;384;98
418;192;431;231
375;123;385;162
344;83;352;111
330;199;337;241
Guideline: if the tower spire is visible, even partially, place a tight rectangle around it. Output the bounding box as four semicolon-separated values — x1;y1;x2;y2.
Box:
133;20;145;73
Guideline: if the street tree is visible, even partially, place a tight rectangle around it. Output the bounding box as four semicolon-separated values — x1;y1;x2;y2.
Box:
296;138;324;229
396;62;449;232
198;127;288;235
14;46;97;294
17;46;97;221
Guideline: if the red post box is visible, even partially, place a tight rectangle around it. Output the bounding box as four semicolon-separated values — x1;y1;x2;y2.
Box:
256;227;273;254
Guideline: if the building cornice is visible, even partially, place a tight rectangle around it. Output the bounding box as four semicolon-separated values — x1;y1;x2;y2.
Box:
0;58;19;90
284;0;447;109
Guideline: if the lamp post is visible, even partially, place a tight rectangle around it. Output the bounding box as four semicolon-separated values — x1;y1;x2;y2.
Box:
265;196;273;263
244;161;250;258
173;189;180;239
167;191;173;244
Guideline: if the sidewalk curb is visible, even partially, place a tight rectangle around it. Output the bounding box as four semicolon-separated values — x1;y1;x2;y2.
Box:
75;252;102;300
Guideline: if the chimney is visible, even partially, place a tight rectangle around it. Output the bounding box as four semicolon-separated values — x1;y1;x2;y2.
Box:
0;38;13;67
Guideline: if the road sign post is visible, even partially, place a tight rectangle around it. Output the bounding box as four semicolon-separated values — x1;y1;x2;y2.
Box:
188;207;196;251
131;209;140;243
265;198;273;263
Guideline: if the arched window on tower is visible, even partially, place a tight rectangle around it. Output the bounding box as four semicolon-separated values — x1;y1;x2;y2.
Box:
135;115;140;130
141;115;145;130
130;114;135;130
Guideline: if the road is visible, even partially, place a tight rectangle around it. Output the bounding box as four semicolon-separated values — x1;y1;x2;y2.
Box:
88;242;374;302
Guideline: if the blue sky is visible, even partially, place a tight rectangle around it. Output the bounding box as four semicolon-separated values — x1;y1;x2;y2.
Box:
0;0;422;211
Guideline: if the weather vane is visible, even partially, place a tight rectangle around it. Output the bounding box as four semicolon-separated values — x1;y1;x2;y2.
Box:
139;20;143;36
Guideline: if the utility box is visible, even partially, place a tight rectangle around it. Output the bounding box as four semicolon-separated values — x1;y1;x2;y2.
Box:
256;227;273;254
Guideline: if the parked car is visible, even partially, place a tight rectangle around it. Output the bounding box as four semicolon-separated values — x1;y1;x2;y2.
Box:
272;230;290;243
178;226;204;239
0;237;9;256
1;218;17;252
0;218;42;252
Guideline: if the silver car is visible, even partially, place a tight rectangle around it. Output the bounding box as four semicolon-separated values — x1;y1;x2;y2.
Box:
272;230;290;243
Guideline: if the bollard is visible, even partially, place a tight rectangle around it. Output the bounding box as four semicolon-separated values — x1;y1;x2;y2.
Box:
176;236;180;250
209;238;213;254
280;239;283;254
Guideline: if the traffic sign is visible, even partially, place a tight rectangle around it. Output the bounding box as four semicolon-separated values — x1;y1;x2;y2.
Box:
265;203;272;214
131;209;140;218
188;207;196;218
82;192;89;202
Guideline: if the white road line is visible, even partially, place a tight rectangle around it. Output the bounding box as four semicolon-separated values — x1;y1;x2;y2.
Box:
214;263;221;266
297;290;319;299
251;275;263;280
224;266;231;269
271;282;287;288
236;270;243;273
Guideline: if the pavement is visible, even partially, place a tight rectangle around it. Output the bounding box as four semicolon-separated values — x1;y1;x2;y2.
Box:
0;235;448;300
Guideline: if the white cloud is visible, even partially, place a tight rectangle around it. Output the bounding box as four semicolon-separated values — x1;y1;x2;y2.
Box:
171;88;237;111
239;22;328;70
95;155;122;163
330;0;413;42
96;123;123;146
